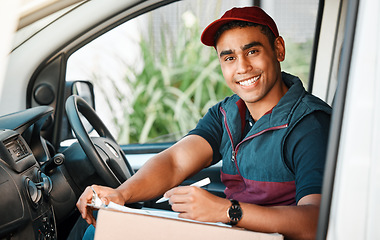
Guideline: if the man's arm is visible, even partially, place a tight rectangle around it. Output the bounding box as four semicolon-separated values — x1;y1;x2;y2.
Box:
165;187;320;240
116;134;214;203
237;194;320;240
76;135;214;225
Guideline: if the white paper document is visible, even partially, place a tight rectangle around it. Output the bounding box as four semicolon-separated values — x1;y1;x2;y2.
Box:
88;178;229;228
97;202;231;228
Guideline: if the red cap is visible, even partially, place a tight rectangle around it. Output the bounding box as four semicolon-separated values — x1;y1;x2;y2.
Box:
201;6;279;47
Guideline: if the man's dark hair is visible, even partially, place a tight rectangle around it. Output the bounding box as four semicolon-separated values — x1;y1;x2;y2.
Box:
213;21;276;49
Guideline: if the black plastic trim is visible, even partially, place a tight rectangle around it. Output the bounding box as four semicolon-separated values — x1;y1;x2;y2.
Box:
307;0;325;93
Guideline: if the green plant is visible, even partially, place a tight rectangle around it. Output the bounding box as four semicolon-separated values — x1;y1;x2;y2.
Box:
99;11;232;144
281;39;313;87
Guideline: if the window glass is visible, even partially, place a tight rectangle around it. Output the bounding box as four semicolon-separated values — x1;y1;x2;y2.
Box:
264;0;319;87
66;0;319;145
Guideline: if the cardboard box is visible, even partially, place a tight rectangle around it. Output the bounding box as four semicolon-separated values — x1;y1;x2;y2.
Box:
94;208;283;240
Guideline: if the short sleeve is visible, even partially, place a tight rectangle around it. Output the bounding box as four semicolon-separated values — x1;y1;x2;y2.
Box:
284;111;331;203
187;102;224;165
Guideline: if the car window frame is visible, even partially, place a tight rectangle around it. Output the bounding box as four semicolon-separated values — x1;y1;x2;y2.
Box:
316;0;359;238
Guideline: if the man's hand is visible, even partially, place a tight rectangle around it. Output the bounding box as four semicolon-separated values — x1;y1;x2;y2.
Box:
164;186;230;223
76;185;125;227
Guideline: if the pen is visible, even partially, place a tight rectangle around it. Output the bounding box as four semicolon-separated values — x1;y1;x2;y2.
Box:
155;177;211;203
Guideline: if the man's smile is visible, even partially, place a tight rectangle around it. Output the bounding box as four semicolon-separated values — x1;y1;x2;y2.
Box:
237;74;261;87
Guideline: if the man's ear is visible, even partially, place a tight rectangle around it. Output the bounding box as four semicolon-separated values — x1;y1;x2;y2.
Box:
275;36;285;62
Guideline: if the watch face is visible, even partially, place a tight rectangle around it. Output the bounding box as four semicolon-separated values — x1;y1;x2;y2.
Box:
228;204;242;222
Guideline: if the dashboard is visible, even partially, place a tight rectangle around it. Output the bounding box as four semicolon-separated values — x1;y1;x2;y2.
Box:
0;106;64;240
0;130;56;239
0;104;130;239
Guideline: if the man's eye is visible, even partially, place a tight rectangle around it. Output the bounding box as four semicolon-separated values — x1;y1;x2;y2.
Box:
225;56;234;61
248;50;258;55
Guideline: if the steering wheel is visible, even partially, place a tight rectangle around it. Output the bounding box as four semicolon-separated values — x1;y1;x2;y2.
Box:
65;95;134;188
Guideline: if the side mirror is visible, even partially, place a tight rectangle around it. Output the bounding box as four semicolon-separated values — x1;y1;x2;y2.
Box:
68;81;95;109
61;81;95;144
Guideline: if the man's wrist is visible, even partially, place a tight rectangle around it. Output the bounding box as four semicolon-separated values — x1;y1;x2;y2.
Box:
226;199;243;225
115;186;131;204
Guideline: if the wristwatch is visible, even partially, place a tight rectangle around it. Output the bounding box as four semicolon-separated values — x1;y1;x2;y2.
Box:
227;199;242;225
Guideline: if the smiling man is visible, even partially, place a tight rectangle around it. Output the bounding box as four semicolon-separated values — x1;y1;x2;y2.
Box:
215;25;287;121
75;6;331;240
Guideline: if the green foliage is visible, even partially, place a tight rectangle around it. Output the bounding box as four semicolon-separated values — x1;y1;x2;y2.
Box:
281;39;313;87
106;13;232;144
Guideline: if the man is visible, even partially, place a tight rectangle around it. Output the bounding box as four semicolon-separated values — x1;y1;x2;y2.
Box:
76;6;331;240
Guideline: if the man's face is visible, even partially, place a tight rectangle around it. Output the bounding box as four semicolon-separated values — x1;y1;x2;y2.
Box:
216;26;285;106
